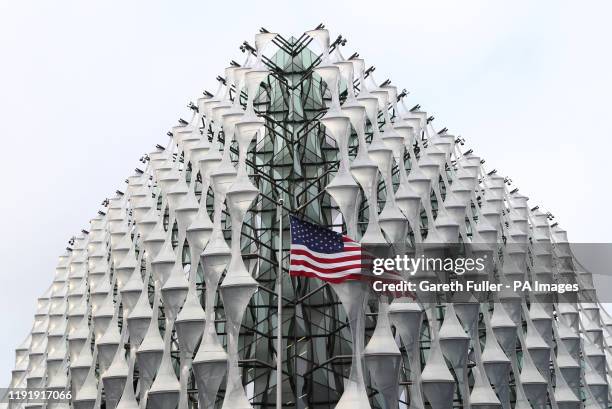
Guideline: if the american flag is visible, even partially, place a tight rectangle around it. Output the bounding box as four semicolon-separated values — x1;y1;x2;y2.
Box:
289;216;366;283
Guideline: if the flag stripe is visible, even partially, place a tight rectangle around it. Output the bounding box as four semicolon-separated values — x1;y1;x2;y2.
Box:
289;264;363;277
289;269;363;283
290;248;362;264
291;244;360;258
290;258;368;274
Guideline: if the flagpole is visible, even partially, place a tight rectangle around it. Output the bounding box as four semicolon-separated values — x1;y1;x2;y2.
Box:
276;198;284;409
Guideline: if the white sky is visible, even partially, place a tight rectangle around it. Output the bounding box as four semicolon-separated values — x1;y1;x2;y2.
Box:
1;0;611;386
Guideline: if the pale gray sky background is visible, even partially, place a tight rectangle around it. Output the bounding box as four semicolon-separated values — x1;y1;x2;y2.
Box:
1;0;611;386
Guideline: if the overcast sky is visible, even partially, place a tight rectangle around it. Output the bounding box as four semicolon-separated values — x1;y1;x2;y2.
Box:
1;0;611;386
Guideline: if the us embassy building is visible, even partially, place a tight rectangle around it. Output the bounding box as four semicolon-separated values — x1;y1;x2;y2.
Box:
5;26;610;409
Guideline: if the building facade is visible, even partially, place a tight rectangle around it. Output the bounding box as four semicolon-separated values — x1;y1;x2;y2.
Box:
6;27;610;409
